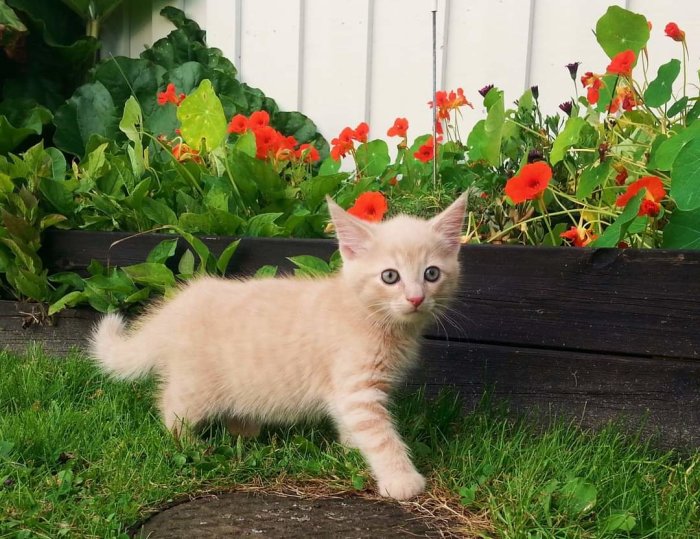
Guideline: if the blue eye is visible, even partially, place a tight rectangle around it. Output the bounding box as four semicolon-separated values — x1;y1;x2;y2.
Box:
381;269;400;284
424;266;440;282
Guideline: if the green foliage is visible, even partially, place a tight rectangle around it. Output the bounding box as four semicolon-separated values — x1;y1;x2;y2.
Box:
595;5;650;58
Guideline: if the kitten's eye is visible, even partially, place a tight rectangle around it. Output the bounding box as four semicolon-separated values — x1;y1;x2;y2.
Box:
381;269;400;285
424;266;441;282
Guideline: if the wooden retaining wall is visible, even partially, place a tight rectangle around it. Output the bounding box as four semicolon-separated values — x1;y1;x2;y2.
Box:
2;229;699;446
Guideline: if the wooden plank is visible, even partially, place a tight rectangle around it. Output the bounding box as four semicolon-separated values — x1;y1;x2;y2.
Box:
40;231;700;360
413;340;700;448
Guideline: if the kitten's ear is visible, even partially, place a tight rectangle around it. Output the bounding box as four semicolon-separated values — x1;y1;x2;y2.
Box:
326;196;374;260
430;193;467;253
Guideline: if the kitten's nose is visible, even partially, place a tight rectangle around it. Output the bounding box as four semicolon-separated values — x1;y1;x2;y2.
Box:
407;296;424;308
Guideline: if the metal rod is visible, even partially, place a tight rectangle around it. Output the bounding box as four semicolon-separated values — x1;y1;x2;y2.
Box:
431;1;438;189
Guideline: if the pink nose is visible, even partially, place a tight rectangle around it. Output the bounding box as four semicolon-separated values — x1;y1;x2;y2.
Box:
407;296;424;308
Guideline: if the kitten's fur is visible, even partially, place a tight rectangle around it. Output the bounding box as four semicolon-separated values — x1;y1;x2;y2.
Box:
90;195;466;500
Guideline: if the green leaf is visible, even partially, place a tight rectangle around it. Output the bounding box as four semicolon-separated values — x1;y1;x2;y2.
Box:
300;174;345;209
0;100;52;154
467;90;505;166
48;291;85;316
288;255;331;277
550;117;586;165
648;123;700;170
595;6;650;59
246;213;283;237
177;79;227;152
53;81;119;156
671;137;700;211
122;262;176;290
254;265;278;278
600;512;636;533
216;239;240;275
141;198;178;226
644;59;681;108
0;1;27;33
355;140;390;178
59;0;123;22
668;97;689;117
663;208;700;249
576;161;611;199
592;190;644;247
558;477;597;516
177;249;195;276
233;131;256;158
168;227;213;274
318;157;341;176
146;238;178;264
39;178;76;215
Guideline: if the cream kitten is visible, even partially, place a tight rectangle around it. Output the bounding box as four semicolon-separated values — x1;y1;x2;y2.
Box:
90;194;466;500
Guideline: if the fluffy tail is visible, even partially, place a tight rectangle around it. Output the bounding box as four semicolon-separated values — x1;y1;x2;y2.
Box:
89;313;156;380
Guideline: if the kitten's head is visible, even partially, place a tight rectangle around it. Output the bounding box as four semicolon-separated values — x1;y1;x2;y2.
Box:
327;194;466;328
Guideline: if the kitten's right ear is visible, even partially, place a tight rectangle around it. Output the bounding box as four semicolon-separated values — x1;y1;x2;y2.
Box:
326;196;374;260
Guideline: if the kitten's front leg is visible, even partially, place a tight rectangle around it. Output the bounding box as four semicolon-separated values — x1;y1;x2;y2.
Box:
332;389;425;500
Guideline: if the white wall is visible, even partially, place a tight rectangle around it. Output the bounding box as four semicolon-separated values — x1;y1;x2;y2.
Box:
101;0;700;142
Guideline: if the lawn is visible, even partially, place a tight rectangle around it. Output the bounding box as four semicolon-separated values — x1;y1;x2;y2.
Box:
1;347;698;538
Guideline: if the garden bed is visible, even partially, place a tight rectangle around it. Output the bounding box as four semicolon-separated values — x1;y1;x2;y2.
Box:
2;229;699;447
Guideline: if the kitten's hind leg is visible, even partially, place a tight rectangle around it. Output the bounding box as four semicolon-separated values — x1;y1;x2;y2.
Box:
331;388;426;500
225;416;261;438
159;387;206;443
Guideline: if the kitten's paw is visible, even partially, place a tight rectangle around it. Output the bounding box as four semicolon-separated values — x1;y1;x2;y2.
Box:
377;470;426;500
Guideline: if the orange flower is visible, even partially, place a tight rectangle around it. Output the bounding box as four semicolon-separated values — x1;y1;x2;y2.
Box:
172;143;202;163
609;85;639;113
330;127;356;161
387;117;409;138
414;136;435;163
157;83;185;106
353;122;369;143
429;88;472;120
253;125;281;159
613;166;628;186
347;192;388;222
665;22;685;42
227;114;248;134
249;110;270;130
580;72;603;104
606;50;635;77
295;143;320;163
615;176;666;216
504;162;552;203
560;226;598;247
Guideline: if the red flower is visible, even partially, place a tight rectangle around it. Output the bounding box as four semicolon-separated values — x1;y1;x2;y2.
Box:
614;166;628;186
330;127;356;161
504;162;553;203
606;50;635;77
295;143;320;163
157;83;185;106
227;114;248;134
560;226;597;247
414;137;435;163
353;122;369;143
580;72;603;104
249;110;270;130
253;126;281;159
387;117;409;138
609;85;639;113
347;192;388;222
435;119;444;135
428;88;473;120
615;176;666;216
665;22;685;42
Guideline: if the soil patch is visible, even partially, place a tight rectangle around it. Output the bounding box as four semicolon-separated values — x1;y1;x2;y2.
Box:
135;491;442;538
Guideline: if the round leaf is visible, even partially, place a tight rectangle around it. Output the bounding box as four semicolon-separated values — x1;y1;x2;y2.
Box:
595;6;649;58
644;60;681;108
177;79;227;152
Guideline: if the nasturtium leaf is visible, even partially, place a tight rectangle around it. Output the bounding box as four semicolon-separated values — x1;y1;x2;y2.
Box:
318;157;341;176
577;161;611;199
592;190;644;247
300;174;345;209
355;140;390;178
177;79;227;152
550;117;586;165
671;137;700;211
644;59;681;108
648;123;700;170
662;208;700;249
667;96;689;117
595;6;650;59
233;130;256;159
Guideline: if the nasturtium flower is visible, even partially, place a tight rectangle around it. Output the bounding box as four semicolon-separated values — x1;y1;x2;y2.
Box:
387;117;409;138
227;114;248;134
157;83;185;106
172;143;201;163
347;191;388;222
615;176;666;217
330;126;356;161
580;72;603;104
353;122;369;143
560;226;597;247
429;88;472;120
295;143;320;163
665;22;685;42
613;165;628;186
414;137;435;163
606;50;635;77
504;162;552;203
253;125;281;159
609;85;638;113
249;110;270;130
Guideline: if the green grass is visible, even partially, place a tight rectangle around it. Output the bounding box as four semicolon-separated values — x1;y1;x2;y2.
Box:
1;347;698;538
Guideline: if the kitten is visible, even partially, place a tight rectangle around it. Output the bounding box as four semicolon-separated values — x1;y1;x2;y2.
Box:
89;194;466;500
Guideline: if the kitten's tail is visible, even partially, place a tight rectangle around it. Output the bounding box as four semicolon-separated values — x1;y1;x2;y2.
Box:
89;313;156;380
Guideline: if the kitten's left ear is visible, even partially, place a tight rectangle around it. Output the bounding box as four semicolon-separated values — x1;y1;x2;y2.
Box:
430;193;467;253
326;196;374;260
